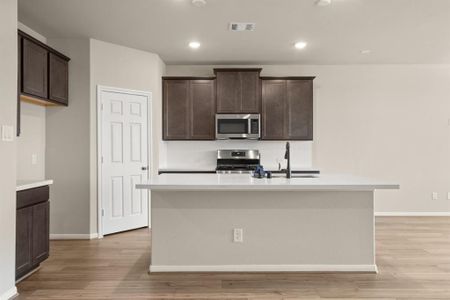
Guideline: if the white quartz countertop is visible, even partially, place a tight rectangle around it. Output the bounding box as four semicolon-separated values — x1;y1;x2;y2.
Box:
158;167;320;172
17;179;53;191
137;174;399;191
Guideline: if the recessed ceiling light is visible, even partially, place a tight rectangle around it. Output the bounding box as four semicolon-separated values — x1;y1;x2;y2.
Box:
294;41;307;49
316;0;332;6
192;0;206;7
189;41;201;49
360;49;371;54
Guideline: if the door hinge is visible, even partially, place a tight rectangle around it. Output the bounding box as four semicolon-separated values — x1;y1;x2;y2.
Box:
101;103;104;110
101;209;105;217
101;156;104;163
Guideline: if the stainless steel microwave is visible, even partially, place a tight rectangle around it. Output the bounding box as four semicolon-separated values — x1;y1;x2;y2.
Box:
215;114;260;140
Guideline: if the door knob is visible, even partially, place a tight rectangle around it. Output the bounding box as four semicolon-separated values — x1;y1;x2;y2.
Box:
141;166;148;171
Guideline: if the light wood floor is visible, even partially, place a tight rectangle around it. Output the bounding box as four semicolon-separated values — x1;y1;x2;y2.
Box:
16;217;450;300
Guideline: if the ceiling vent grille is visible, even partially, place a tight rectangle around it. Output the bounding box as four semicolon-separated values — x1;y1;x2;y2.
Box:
229;22;256;32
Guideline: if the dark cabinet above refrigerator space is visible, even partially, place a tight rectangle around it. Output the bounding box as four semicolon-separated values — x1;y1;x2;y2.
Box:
17;30;71;136
18;30;70;106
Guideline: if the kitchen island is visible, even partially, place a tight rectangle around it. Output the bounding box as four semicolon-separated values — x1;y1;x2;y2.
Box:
137;174;398;273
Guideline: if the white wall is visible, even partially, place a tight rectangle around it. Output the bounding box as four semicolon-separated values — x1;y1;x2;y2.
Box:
46;38;91;235
166;64;450;213
90;39;165;234
16;102;46;180
0;0;18;298
16;23;47;181
42;37;166;236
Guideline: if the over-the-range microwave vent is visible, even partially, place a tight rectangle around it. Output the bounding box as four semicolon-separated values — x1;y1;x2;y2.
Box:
229;22;256;32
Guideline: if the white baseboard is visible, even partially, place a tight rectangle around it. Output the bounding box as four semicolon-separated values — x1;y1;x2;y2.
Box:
0;286;17;300
375;212;450;217
50;233;98;240
149;264;378;273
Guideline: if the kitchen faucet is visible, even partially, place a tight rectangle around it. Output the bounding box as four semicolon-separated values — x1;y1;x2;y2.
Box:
284;142;291;179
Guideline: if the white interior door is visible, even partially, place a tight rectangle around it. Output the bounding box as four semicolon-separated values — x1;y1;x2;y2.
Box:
100;87;150;235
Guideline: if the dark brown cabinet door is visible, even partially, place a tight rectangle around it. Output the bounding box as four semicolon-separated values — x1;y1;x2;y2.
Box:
16;206;33;279
240;71;260;113
163;80;190;139
163;78;216;140
262;80;287;139
31;201;50;265
22;38;48;99
215;69;261;113
286;80;313;140
262;78;314;140
49;53;69;105
190;80;215;139
216;71;240;113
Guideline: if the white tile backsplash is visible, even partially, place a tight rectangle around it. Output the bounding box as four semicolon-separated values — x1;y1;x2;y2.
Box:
159;140;313;170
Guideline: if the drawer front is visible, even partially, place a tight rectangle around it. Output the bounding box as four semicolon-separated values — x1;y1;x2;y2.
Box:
17;186;49;209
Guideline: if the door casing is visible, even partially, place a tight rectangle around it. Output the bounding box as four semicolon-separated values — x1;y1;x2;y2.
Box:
96;85;152;238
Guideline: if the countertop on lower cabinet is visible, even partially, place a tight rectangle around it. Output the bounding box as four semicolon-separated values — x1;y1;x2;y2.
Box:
17;180;54;191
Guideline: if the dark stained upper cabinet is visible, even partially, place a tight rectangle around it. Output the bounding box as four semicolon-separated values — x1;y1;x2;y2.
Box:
18;30;70;106
163;78;216;140
261;77;314;140
49;53;69;105
163;80;190;140
22;38;48;99
190;80;215;139
261;80;287;140
215;68;261;113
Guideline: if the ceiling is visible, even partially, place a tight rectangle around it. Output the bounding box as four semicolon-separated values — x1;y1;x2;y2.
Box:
18;0;450;65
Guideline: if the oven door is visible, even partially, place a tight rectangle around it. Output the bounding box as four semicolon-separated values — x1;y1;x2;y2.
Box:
215;114;259;139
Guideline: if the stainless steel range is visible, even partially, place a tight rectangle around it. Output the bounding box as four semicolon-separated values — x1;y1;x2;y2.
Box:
216;149;260;174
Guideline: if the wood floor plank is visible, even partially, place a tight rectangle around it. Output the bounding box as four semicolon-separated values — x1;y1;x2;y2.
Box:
16;217;450;300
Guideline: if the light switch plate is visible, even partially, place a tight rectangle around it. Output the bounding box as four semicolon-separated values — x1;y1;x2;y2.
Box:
447;192;450;200
32;154;38;165
432;192;439;200
1;125;14;142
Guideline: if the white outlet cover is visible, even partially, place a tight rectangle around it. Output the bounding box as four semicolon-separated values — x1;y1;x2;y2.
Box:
448;192;450;200
32;154;38;165
432;192;439;200
233;228;243;243
1;125;14;142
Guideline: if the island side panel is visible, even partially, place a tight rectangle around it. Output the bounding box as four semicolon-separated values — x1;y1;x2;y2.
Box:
150;190;375;272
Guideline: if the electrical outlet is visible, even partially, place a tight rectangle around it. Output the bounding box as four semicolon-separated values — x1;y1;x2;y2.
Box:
233;228;243;243
1;125;14;142
447;192;450;200
31;154;38;165
432;192;439;200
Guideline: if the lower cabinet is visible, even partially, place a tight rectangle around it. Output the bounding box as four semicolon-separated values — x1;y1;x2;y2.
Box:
16;186;50;281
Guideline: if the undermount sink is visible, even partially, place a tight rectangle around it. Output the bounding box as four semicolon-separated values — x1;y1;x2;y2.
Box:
269;174;320;178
